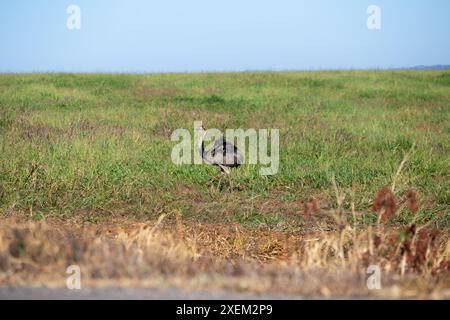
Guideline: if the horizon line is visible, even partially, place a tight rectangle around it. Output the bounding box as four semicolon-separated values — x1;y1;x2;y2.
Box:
1;65;450;75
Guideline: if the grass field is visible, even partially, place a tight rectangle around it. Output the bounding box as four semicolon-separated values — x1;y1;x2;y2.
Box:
0;71;449;298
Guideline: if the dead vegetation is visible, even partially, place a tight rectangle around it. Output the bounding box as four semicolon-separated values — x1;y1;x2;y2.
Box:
0;197;448;298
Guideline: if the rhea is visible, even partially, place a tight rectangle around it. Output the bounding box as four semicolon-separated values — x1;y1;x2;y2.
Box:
196;123;243;191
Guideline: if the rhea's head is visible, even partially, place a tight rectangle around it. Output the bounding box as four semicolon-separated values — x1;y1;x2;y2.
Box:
194;121;207;136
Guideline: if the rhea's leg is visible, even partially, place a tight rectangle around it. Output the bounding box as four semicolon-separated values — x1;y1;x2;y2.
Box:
216;173;224;191
226;172;233;192
218;165;232;192
209;173;223;191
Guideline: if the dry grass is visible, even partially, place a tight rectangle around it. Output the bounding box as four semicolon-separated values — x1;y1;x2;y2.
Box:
0;210;448;298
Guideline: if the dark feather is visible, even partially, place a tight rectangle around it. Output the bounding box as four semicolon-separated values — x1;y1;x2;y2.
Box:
204;135;243;167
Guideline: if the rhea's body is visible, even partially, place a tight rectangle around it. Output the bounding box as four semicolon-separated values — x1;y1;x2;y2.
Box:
196;123;243;189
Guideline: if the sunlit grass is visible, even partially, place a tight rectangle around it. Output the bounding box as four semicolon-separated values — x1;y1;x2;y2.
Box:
0;71;448;228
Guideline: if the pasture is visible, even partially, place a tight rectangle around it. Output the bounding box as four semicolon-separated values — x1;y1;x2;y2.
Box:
0;71;448;297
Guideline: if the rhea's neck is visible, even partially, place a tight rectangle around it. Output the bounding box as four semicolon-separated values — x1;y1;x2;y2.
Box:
197;130;206;157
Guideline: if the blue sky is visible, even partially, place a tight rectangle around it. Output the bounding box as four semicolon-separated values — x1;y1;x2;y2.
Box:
0;0;449;72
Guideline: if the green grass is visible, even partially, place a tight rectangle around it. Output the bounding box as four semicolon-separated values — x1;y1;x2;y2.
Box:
0;71;449;228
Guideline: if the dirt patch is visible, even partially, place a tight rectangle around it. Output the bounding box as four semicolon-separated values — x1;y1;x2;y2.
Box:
192;87;223;96
19;124;66;142
15;119;129;143
136;87;185;98
68;119;127;137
